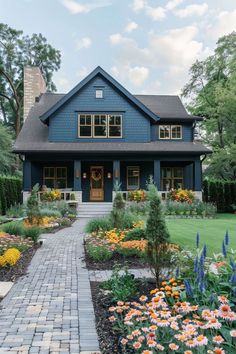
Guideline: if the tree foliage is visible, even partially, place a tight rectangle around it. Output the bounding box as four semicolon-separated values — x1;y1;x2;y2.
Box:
0;23;61;136
0;123;16;174
182;32;236;180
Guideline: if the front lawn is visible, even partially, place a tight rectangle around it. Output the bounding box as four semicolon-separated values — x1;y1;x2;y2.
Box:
167;213;236;254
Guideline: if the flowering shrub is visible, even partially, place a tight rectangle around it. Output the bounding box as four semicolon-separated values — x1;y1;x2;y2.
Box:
0;248;21;267
41;189;61;202
0;233;33;253
168;189;195;204
105;228;127;244
109;288;236;353
24;216;58;228
128;190;146;202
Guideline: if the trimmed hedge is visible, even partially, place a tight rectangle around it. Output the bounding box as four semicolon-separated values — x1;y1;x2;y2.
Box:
0;176;22;215
203;179;236;213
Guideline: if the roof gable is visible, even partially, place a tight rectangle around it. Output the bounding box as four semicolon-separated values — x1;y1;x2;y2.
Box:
40;66;159;123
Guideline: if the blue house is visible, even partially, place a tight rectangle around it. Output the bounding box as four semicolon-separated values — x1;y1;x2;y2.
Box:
14;66;211;206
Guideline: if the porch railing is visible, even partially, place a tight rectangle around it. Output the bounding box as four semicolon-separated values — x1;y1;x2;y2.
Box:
37;190;78;203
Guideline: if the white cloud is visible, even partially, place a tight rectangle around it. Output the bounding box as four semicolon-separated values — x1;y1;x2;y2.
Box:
109;25;211;93
175;3;208;18
125;21;138;33
131;0;145;12
145;6;166;21
76;37;92;50
166;0;184;11
130;0;166;21
109;33;127;45
209;9;236;38
61;0;111;14
56;77;71;92
128;66;149;86
76;66;89;79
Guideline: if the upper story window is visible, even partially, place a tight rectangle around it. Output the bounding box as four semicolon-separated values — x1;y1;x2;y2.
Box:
78;114;122;138
79;114;92;137
95;89;103;98
159;125;182;140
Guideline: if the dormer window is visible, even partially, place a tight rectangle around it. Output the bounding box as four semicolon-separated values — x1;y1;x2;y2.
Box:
95;89;103;98
159;125;182;139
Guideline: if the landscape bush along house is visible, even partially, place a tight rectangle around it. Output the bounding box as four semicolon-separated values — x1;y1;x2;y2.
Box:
14;66;211;205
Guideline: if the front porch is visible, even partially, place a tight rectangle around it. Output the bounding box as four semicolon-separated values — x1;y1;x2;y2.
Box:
23;156;203;203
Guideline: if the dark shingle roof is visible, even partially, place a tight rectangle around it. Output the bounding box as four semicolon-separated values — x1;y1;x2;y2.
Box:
14;92;208;154
134;95;200;120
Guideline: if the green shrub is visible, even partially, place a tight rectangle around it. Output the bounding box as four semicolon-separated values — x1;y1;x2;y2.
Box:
23;226;41;243
39;207;61;218
85;217;112;233
58;218;72;227
6;204;26;218
118;212;140;229
27;184;41;224
125;227;146;241
101;265;137;301
87;244;113;262
0;176;22;214
127;201;149;215
117;247;143;257
2;221;24;236
164;200;216;218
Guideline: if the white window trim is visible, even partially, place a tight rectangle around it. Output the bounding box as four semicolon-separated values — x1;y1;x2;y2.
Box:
108;114;123;138
159;125;171;140
78;113;122;139
171;125;182;140
127;166;140;190
78;114;92;138
95;89;104;98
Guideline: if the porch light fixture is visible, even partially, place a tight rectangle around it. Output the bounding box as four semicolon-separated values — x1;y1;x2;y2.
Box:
82;172;87;179
75;169;80;178
107;172;112;179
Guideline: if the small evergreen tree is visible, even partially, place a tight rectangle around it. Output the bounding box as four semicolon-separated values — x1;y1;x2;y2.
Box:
146;184;171;285
111;192;125;228
27;184;41;224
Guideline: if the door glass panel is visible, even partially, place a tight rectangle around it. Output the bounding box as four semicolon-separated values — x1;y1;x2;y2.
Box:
91;168;103;189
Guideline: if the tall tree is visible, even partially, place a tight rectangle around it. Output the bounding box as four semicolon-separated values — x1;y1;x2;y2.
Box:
182;32;236;180
0;123;15;174
0;23;61;136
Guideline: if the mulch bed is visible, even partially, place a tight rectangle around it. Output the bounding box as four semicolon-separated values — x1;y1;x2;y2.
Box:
0;245;39;282
91;280;155;354
85;248;148;270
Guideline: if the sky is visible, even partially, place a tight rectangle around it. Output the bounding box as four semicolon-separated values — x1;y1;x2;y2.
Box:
1;0;236;95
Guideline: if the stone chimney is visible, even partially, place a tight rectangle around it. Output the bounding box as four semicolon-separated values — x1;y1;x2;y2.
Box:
23;66;47;121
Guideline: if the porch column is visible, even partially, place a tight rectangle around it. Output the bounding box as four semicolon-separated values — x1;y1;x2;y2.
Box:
194;159;202;191
74;160;82;191
153;160;161;190
23;160;32;191
113;160;120;188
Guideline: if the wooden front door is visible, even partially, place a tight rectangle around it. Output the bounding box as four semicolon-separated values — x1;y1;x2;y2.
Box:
90;166;104;201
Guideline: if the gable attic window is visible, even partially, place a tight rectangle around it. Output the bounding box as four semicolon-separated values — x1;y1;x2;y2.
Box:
95;89;103;98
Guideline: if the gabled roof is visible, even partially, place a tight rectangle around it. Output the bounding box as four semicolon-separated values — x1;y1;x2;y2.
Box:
135;95;202;121
40;66;159;123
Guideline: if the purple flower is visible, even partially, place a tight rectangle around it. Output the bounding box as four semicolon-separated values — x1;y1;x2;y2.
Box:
224;230;229;246
196;231;200;248
203;244;207;258
230;259;236;271
184;279;193;297
230;272;236;285
233;287;236;297
222;240;227;258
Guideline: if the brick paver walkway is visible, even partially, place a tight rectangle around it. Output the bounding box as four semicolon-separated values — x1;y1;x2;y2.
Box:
0;219;99;354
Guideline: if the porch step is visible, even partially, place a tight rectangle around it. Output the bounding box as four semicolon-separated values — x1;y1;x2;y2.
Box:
78;202;113;218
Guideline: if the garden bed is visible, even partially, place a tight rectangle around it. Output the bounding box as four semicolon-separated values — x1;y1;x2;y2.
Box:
91;279;156;354
85;248;148;270
0;245;39;282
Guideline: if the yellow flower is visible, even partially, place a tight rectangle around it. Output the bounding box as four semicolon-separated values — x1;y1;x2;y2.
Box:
1;248;21;267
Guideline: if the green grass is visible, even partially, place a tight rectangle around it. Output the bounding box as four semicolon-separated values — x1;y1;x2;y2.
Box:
167;214;236;255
